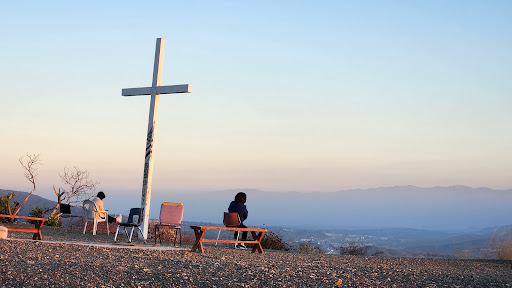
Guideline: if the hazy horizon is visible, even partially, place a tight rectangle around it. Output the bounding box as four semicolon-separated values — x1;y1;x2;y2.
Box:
3;185;511;233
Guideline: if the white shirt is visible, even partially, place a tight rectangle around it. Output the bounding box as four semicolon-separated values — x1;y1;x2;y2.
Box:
92;197;108;220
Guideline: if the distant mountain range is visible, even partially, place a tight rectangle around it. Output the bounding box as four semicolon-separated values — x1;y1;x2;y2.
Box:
3;185;512;231
0;189;82;216
146;185;512;232
3;186;511;258
0;189;58;215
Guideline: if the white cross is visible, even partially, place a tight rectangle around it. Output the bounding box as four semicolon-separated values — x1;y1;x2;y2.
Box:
122;38;192;239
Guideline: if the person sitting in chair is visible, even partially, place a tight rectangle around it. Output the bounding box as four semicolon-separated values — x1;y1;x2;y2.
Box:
92;191;117;223
228;192;248;249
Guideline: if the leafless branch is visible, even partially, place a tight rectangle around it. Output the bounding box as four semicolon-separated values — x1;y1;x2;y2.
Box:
50;185;66;216
59;166;99;206
14;153;42;216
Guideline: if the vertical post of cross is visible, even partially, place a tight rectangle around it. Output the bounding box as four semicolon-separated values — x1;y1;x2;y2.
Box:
122;38;192;240
140;38;164;239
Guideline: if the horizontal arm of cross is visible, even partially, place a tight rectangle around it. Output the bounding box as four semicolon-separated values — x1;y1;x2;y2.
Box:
122;84;192;96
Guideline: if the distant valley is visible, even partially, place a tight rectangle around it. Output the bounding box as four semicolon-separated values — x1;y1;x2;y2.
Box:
2;186;511;258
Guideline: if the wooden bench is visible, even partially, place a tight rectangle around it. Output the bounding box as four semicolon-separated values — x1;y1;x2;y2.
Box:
190;225;267;254
0;214;48;240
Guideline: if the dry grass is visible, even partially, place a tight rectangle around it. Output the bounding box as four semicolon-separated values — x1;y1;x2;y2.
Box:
296;241;324;254
148;220;194;243
489;231;512;260
338;241;371;256
260;231;292;251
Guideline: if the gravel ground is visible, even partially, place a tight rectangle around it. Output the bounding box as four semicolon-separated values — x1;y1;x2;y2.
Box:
1;226;512;287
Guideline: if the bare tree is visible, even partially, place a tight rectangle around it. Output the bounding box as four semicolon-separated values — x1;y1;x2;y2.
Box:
51;166;98;216
50;185;66;216
11;153;42;216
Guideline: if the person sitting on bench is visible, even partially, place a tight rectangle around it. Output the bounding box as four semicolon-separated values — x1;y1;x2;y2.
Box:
228;192;249;249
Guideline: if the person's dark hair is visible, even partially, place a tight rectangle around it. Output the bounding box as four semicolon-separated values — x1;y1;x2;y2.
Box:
235;192;246;203
97;191;106;199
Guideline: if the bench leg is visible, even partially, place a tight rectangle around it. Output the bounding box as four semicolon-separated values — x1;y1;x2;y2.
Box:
191;229;205;253
251;231;265;254
33;220;44;240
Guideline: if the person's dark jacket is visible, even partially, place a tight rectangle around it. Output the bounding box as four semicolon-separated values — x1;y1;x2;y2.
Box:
228;201;248;224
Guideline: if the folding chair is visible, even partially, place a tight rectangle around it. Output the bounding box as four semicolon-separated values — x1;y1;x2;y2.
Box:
114;208;143;243
154;202;184;246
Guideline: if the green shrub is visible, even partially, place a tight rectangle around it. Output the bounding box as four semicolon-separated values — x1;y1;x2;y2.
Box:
260;231;291;251
28;207;45;223
29;207;62;227
0;193;18;223
47;213;62;227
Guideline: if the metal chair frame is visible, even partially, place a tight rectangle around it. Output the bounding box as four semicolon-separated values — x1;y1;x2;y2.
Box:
154;202;184;246
114;208;144;243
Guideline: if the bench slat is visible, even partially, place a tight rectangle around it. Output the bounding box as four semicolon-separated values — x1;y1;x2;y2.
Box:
4;227;39;233
190;226;267;232
201;239;260;244
0;214;47;221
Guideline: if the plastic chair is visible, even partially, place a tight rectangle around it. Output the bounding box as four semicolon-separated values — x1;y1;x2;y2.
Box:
82;200;109;235
154;202;184;246
216;212;241;245
114;208;144;243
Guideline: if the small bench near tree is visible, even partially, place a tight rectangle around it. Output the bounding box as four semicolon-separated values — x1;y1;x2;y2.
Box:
0;214;48;240
190;225;267;254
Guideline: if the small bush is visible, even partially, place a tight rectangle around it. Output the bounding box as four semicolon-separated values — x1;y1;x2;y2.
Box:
338;241;371;256
29;207;62;226
47;214;62;227
260;231;292;251
489;231;512;260
0;194;18;223
28;207;44;223
181;233;195;243
296;241;324;254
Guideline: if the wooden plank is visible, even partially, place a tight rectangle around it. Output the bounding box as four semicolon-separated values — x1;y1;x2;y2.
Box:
190;226;267;233
122;87;151;96
122;84;192;96
0;214;47;221
251;231;265;253
201;239;259;244
3;227;38;233
191;228;205;253
157;84;192;94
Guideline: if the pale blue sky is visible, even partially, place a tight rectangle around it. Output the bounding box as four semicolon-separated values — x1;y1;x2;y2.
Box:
1;1;511;207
